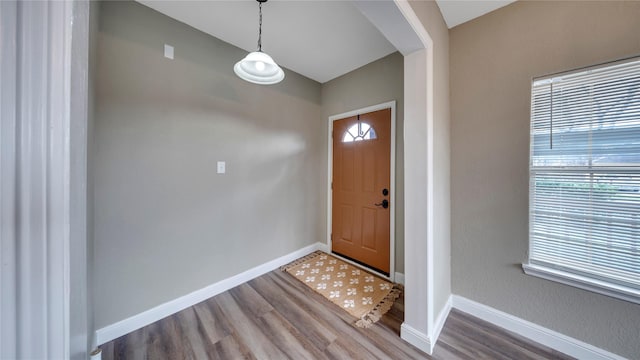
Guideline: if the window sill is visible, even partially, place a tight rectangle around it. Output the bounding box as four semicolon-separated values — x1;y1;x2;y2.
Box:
522;263;640;305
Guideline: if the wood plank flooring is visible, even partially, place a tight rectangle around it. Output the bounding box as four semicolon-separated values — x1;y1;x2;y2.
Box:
100;270;573;359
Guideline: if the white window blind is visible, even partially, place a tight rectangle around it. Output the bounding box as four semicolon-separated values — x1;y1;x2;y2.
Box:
526;57;640;303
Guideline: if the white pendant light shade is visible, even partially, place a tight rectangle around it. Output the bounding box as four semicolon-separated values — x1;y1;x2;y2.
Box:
235;0;284;85
234;51;284;85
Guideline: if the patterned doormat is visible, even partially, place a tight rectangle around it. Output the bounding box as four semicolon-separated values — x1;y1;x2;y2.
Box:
282;251;401;328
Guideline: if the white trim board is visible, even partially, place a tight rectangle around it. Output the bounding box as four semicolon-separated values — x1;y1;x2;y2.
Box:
399;295;451;355
523;263;640;305
326;101;397;283
95;242;325;345
432;295;452;351
451;295;626;360
400;323;432;354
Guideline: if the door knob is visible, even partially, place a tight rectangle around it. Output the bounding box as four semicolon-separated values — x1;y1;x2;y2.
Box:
382;188;389;196
375;199;389;209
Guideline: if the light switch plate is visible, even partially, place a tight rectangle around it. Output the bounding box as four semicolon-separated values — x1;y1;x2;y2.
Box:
164;44;174;59
217;161;225;174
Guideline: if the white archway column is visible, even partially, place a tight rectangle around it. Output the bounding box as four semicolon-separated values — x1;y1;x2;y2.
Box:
0;1;90;358
401;47;435;353
353;0;437;354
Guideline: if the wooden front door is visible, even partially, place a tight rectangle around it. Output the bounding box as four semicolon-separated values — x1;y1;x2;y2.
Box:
332;108;391;274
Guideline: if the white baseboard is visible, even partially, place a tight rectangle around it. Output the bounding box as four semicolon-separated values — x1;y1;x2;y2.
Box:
317;242;329;253
95;242;324;345
399;295;451;355
394;272;405;285
400;323;433;355
432;295;452;349
451;295;625;360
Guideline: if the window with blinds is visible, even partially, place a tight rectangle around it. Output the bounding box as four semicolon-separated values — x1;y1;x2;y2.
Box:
524;57;640;304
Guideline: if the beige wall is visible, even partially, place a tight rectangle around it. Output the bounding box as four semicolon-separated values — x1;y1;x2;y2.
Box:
450;1;640;357
409;0;452;316
320;52;405;273
93;1;324;329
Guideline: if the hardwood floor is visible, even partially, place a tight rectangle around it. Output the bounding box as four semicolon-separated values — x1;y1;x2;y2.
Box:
100;270;573;359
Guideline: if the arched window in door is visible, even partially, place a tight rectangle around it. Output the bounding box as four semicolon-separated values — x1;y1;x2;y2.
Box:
342;121;377;142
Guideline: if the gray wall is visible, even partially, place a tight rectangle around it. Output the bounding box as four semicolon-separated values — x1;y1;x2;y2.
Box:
409;0;452;317
94;1;324;329
320;52;405;273
450;1;640;357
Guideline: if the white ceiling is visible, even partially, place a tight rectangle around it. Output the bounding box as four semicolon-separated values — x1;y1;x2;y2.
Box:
136;0;515;83
435;0;517;29
137;0;397;84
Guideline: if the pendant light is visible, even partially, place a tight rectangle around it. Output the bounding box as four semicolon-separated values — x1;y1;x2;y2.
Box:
234;0;284;85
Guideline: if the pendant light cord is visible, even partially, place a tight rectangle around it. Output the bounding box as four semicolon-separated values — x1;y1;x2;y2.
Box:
257;1;263;52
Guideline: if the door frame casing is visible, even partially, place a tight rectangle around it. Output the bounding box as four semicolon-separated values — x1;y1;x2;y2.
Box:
326;101;396;281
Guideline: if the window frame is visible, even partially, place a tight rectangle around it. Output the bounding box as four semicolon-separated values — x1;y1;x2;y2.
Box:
523;56;640;305
341;121;377;143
